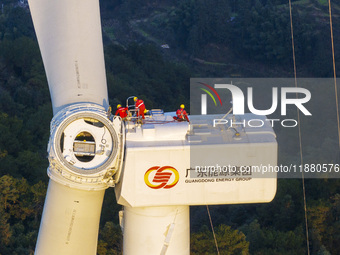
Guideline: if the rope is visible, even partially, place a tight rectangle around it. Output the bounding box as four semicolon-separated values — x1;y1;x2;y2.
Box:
206;205;220;255
328;0;340;155
288;1;310;254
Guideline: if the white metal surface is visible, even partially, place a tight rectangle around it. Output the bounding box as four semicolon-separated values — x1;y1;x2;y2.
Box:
35;179;105;255
28;1;121;253
122;205;190;255
116;113;277;207
47;103;124;190
115;113;277;254
28;0;108;114
35;104;124;255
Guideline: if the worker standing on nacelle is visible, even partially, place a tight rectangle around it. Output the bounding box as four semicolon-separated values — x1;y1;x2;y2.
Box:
115;104;129;120
174;104;190;122
134;97;145;120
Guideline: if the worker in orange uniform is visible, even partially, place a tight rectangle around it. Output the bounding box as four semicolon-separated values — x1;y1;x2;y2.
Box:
134;97;145;119
174;104;189;122
115;104;129;120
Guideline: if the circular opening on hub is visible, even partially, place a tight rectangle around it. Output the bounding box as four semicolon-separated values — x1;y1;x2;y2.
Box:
54;110;119;174
73;132;96;162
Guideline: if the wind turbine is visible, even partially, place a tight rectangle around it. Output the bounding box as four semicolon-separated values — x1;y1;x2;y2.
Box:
28;0;277;254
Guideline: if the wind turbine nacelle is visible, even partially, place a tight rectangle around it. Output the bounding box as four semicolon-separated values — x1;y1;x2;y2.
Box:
47;103;124;191
115;113;277;207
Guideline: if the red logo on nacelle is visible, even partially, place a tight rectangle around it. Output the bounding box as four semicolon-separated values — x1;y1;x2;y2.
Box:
144;166;179;189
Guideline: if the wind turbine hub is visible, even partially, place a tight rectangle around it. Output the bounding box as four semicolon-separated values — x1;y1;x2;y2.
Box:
47;103;124;190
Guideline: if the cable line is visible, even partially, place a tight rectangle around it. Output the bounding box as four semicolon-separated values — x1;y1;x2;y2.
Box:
328;0;340;155
206;205;220;255
288;1;310;254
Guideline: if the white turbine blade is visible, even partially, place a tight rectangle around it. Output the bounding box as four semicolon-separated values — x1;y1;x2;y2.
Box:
35;180;105;255
28;0;108;115
28;1;117;254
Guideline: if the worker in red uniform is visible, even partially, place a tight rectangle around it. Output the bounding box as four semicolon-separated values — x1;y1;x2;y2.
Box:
134;97;145;119
174;104;189;122
115;104;129;120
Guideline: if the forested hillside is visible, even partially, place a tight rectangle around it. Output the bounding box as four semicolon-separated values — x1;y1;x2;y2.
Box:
0;0;340;254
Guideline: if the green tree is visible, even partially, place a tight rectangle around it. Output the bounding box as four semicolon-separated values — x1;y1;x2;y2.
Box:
240;219;305;255
191;224;249;255
308;203;331;254
97;221;122;255
0;175;46;254
0;36;41;79
0;206;11;247
325;194;340;254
